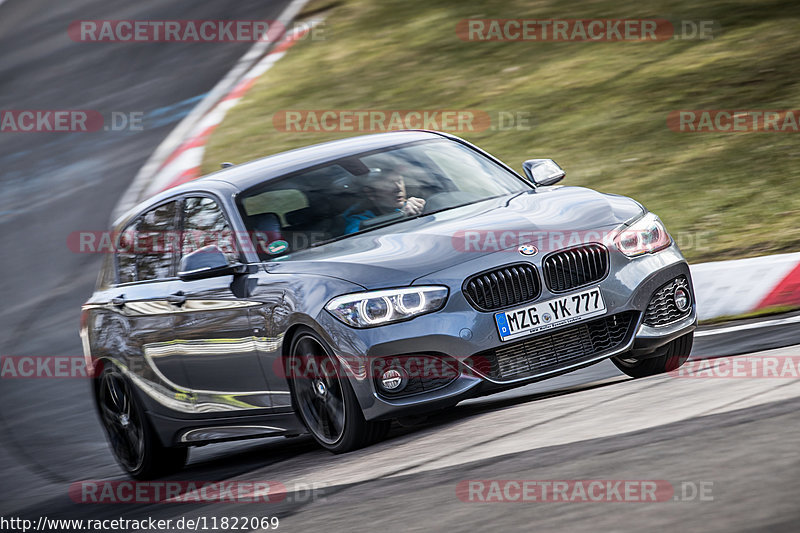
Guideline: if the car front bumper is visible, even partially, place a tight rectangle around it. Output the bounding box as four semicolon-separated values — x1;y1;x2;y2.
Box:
315;242;696;421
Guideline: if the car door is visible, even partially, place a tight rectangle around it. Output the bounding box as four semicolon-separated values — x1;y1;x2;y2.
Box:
171;195;273;411
92;200;195;411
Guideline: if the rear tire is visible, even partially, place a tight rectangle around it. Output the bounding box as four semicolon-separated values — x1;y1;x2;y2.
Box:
612;332;693;378
288;328;388;453
96;363;187;479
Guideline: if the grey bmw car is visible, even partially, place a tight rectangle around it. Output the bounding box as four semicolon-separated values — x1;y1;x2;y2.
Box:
81;130;696;478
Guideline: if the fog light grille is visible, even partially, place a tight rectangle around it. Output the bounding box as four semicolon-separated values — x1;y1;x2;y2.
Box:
644;276;692;327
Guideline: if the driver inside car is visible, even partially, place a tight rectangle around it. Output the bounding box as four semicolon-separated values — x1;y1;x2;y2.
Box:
341;167;426;234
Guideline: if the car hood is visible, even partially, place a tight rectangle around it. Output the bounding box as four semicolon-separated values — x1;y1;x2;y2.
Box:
264;187;644;288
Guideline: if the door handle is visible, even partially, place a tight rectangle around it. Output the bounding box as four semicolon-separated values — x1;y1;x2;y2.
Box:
111;295;126;308
167;291;186;306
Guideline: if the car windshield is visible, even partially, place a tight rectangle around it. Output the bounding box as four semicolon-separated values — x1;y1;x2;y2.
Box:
237;138;530;260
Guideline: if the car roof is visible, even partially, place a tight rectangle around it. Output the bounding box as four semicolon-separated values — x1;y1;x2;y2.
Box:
120;130;448;224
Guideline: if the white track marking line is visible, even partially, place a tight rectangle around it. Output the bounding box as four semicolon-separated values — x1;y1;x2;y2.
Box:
696;314;800;337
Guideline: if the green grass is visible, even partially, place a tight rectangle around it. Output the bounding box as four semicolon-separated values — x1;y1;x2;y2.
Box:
203;0;800;263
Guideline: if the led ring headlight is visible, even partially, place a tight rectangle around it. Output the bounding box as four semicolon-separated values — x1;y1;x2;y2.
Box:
326;286;448;328
614;212;672;257
396;291;426;314
360;296;393;325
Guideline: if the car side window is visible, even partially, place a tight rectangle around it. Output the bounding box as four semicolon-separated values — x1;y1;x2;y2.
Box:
115;202;179;284
181;197;238;264
134;201;179;282
116;221;138;284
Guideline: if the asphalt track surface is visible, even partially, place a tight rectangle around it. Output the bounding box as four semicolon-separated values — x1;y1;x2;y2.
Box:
1;1;800;531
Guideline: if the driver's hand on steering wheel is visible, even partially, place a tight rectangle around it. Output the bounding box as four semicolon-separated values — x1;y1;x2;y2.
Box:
402;197;425;216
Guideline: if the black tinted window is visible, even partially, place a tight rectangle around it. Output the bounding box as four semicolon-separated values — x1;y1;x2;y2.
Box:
116;222;137;284
115;202;178;284
181;197;238;263
135;201;179;281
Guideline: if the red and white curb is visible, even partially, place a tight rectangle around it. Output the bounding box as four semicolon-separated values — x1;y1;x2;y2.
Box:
691;251;800;320
111;8;799;322
140;21;320;197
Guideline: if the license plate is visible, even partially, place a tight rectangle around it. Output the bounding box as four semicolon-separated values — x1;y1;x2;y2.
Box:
494;287;606;342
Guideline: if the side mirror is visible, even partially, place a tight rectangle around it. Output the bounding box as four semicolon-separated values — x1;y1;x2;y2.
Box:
178;245;245;281
522;159;565;186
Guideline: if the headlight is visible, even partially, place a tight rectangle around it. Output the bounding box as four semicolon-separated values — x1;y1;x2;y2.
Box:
325;286;449;328
615;212;672;257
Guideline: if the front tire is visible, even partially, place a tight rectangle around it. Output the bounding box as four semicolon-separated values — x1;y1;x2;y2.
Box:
288;328;389;453
96;363;187;479
612;332;693;378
